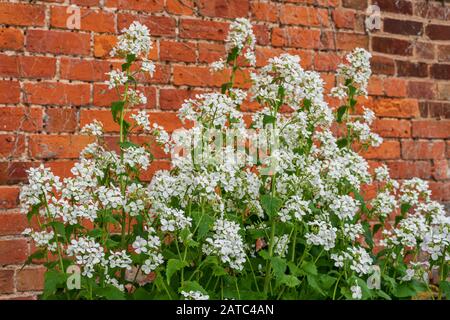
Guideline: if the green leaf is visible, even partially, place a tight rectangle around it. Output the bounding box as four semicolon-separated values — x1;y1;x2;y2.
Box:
336;105;347;123
166;259;187;284
337;138;348;148
393;282;416;298
262;114;276;126
111;101;125;122
439;280;450;298
43;270;66;297
95;285;126;300
377;289;392;300
192;211;214;240
22;250;46;270
271;256;287;278
179;281;208;295
401;203;412;215
226;47;240;63
133;287;153;300
261;195;283;219
301;260;318;276
279;274;300;288
307;274;326;296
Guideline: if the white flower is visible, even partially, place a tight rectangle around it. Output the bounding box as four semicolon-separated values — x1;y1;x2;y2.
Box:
141;59;155;76
106;70;128;89
131;110;151;131
67;237;105;278
203;217;246;271
81;120;103;137
306;219;337;251
181;291;209;300
274;234;290;258
111;21;152;58
123;146;150;170
351;283;362;299
362;107;375;125
210;59;225;72
330;195;358;221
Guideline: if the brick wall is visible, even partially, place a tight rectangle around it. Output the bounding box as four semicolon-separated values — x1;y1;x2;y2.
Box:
0;0;448;299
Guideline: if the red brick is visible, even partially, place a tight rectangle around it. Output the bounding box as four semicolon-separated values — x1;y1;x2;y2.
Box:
279;5;329;27
0;213;28;236
372;37;413;56
27;30;90;56
387;160;431;179
180;19;228;41
432;160;448;180
0;107;43;132
313;52;341;72
173;65;249;88
437;45;450;62
420;102;450;119
372;119;411;138
251;2;277;22
429;182;450;201
51;6;115;33
396;61;428;78
430;64;450;80
332;9;355;29
198;0;249;19
0;269;14;293
0;80;20;104
376;0;412;14
336;33;368;50
166;0;194;15
118;14;176;37
0;162;36;185
0;55;56;79
60;58;114;82
255;47;284;67
0;239;27;265
198;43;226;63
402;140;445;160
0;28;23;51
371;55;395;75
105;0;164;12
342;0;367;10
272;28;321;49
0;187;20;210
0;135;25;158
366;98;419;118
23;82;90;106
383;78;407;98
253;24;270;46
412;120;450;139
426;24;450;41
415;41;435;60
159;88;203;111
383;19;422;36
29;135;94;159
160;41;196;63
364;140;401;160
368;76;384;96
0;3;45;27
17;267;46;292
407;81;436;100
94;35;117;58
45;108;78;133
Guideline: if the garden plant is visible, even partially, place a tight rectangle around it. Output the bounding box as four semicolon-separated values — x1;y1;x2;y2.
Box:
20;19;449;300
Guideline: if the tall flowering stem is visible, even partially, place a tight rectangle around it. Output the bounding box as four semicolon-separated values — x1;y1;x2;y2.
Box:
19;19;449;300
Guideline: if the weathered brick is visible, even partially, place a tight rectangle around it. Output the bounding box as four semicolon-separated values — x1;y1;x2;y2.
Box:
0;187;20;209
0;239;27;265
51;6;115;33
415;41;435;60
23;82;90;106
336;33;368;50
426;24;450;41
166;0;194;15
272;27;321;49
314;52;341;72
0;135;25;158
45;108;78;133
17;267;46;292
105;0;164;12
342;0;367;10
251;1;278;22
0;55;56;79
383;19;422;36
376;0;413;14
384;78;407;98
387;160;431;179
0;81;20;104
0;213;28;236
0;269;14;293
432;160;448;180
370;55;395;75
396;61;428;78
0;3;45;27
332;9;355;29
279;5;329;27
180;19;228;41
0;28;23;51
198;0;249;19
159;88;203;111
372;37;413;56
366;98;420;118
430;64;450;80
27;30;90;56
29;135;94;159
118;14;176;37
437;45;450;62
412;120;450;139
407;81;436;100
60;58;114;82
93;84;156;108
160;41;196;63
198;43;226;63
420;102;450;119
0;107;43;132
402;140;445;160
372;119;411;138
0;162;36;185
94;35;117;58
364;140;401;160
